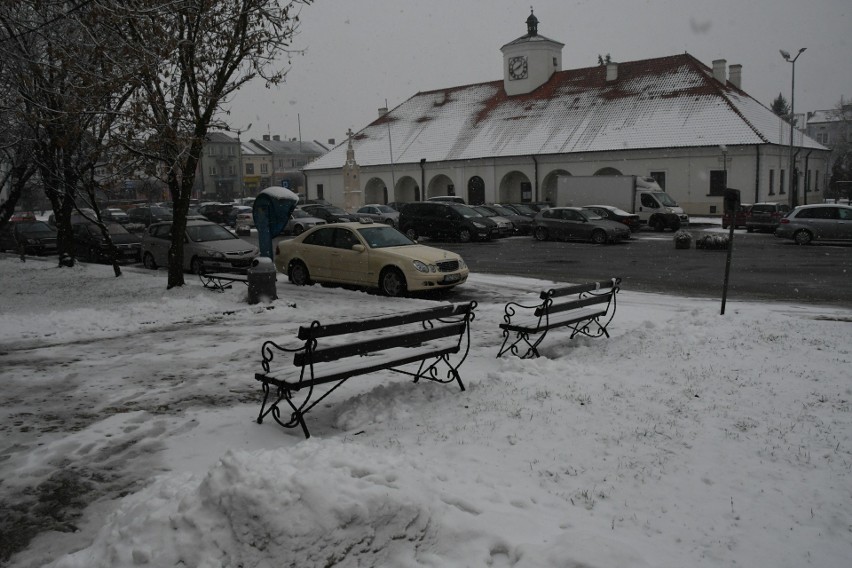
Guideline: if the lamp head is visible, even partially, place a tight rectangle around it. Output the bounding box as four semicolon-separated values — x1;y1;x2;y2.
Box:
798;47;807;55
780;49;791;61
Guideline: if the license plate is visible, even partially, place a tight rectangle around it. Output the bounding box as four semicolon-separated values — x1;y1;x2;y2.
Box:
442;273;461;283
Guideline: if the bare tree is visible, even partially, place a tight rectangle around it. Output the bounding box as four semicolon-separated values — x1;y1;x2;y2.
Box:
0;1;138;269
111;0;311;288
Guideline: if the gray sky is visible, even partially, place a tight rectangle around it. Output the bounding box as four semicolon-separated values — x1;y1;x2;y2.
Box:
224;0;852;146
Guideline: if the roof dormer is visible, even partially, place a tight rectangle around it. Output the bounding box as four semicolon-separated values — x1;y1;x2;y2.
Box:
501;9;564;96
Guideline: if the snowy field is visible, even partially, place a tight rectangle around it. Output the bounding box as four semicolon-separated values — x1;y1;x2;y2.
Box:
1;254;850;567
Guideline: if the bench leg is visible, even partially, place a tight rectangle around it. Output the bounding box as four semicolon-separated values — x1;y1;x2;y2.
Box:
401;354;466;391
497;329;546;359
256;380;312;438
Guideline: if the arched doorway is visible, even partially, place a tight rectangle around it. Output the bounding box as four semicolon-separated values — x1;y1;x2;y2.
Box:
364;177;387;204
594;167;623;176
498;171;532;203
394;176;420;203
427;174;456;200
541;169;571;205
468;176;485;205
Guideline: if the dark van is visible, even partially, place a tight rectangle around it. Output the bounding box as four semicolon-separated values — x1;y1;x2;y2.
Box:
399;202;497;242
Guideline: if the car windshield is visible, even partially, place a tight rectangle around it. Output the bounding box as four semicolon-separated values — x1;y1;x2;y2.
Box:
357;226;414;248
473;207;496;217
323;206;347;215
607;207;633;216
18;221;54;235
186;223;237;242
511;204;536;215
654;192;678;207
374;205;396;213
107;223;130;235
292;209;311;218
489;205;515;216
449;204;483;218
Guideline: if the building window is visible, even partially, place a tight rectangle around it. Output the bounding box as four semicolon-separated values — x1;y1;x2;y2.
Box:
780;169;786;194
709;170;726;196
650;171;666;190
815;171;820;192
228;146;234;156
209;166;217;176
245;163;254;175
260;163;268;174
768;169;775;195
278;159;283;168
317;184;324;200
806;170;811;193
208;146;215;156
228;165;235;175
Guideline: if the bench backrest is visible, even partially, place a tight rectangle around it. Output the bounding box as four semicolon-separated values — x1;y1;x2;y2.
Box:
293;301;476;367
534;278;620;318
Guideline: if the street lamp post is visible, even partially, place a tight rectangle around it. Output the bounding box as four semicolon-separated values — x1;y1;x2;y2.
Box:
235;123;252;200
780;47;805;208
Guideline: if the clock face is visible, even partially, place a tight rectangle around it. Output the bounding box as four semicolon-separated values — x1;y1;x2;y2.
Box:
508;56;528;80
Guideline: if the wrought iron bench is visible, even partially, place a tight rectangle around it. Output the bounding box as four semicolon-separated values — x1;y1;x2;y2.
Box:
255;301;477;438
497;278;621;359
198;267;250;292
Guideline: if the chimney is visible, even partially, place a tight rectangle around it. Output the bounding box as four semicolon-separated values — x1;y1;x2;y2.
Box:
328;138;336;146
262;134;270;141
606;62;618;82
728;64;742;89
712;59;727;84
378;107;388;117
273;135;280;141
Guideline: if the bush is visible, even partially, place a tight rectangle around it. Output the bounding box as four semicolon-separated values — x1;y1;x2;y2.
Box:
695;234;730;250
673;229;692;249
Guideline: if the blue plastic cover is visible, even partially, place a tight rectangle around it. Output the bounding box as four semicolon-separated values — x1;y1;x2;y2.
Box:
253;186;299;259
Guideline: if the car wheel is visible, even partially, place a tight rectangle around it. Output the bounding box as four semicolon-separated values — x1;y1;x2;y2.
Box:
289;260;311;286
793;229;813;245
293;224;304;235
458;228;472;243
380;267;407;297
653;217;665;232
404;228;418;241
142;252;157;270
591;229;608;245
190;257;204;274
533;226;548;241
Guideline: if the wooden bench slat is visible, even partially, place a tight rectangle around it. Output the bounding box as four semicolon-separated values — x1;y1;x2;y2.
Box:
298;302;471;340
294;322;465;366
541;279;617;300
535;293;611;317
500;306;607;333
259;344;460;390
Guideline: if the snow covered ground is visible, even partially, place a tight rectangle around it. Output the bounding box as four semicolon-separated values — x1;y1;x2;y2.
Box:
1;254;850;567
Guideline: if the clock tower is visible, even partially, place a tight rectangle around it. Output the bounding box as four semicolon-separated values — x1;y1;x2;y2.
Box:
501;9;564;96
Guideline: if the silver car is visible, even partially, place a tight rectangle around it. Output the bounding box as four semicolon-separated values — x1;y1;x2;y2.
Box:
141;219;259;273
532;207;631;244
774;204;852;245
284;208;326;236
355;204;400;227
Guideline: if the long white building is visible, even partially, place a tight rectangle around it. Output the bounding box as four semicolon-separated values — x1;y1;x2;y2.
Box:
303;11;829;215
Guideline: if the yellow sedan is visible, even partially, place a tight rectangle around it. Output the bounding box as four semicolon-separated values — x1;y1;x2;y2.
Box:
274;221;469;296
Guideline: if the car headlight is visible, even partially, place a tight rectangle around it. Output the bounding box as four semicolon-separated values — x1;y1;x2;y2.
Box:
205;250;225;259
472;221;485;228
457;258;467;269
27;238;40;244
413;260;437;273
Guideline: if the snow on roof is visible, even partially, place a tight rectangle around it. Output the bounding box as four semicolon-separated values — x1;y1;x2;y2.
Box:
306;53;825;172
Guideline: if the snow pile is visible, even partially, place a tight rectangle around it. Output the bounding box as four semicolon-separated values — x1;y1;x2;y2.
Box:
1;255;851;568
